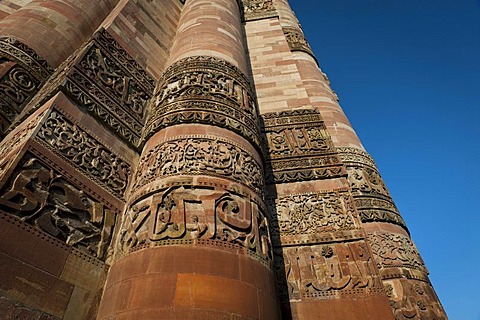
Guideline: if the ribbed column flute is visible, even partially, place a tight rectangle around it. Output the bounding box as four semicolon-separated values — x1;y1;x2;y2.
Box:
97;0;280;318
276;1;447;318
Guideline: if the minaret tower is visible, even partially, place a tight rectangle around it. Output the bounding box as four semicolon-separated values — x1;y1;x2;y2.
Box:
0;0;446;319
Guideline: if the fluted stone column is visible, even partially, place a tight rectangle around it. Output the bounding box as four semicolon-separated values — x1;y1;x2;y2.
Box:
274;1;447;318
97;0;280;318
0;0;120;137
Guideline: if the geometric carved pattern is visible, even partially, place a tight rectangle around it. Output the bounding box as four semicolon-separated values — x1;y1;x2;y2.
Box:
267;189;360;243
262;108;345;184
242;0;278;21
36;110;131;199
275;240;383;302
118;184;271;262
144;56;261;148
0;154;116;260
132;135;264;193
283;26;315;59
338;147;407;230
0;37;54;136
367;232;427;273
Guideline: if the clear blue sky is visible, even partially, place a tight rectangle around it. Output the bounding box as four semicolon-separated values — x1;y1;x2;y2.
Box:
289;1;480;319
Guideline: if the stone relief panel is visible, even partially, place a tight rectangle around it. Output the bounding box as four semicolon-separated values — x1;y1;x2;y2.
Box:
338;147;406;229
384;280;447;320
0;110;45;177
275;241;383;302
118;184;271;262
0;37;53;136
132;135;263;194
262;108;345;184
242;0;278;21
267;189;360;244
35;110;131;199
62;28;155;148
367;232;427;273
145;56;261;148
0;154;116;260
282;26;315;58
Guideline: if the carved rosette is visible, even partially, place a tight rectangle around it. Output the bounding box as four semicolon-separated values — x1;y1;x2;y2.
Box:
274;240;384;302
282;26;315;59
118;183;271;264
262;108;346;184
241;0;278;21
35;110;131;199
337;147;407;230
144;56;262;149
0;37;54;136
266;189;362;246
0;154;116;260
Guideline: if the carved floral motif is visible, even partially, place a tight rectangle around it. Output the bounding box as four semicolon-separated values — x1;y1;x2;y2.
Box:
145;56;261;148
0;37;53;135
118;185;271;261
133;136;263;193
368;232;426;272
36;111;131;199
0;155;115;259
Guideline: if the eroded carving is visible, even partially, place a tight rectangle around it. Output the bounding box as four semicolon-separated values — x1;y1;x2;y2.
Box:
0;155;115;259
242;0;278;21
145;56;261;148
118;185;271;260
275;241;382;301
133;136;263;193
36;110;131;199
283;26;315;58
368;232;426;272
386;280;447;320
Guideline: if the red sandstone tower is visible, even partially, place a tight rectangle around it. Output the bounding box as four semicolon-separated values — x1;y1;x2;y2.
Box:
0;0;447;319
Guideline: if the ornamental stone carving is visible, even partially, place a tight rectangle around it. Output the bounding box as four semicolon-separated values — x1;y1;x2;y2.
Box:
0;155;116;260
0;37;54;136
36;110;131;199
118;184;271;262
132;136;263;193
267;190;359;240
242;0;278;21
275;241;383;302
145;56;261;148
338;147;407;229
283;26;315;58
262;108;345;184
385;280;447;320
367;232;426;272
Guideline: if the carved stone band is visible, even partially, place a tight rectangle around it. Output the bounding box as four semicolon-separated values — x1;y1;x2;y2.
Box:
132;135;264;193
118;184;271;262
241;0;278;21
36;110;131;199
144;56;262;149
282;26;316;60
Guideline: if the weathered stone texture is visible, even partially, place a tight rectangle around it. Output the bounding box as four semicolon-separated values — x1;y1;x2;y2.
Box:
0;0;446;319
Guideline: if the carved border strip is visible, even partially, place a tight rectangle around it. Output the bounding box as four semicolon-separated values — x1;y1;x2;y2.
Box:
241;0;278;21
35;109;131;199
